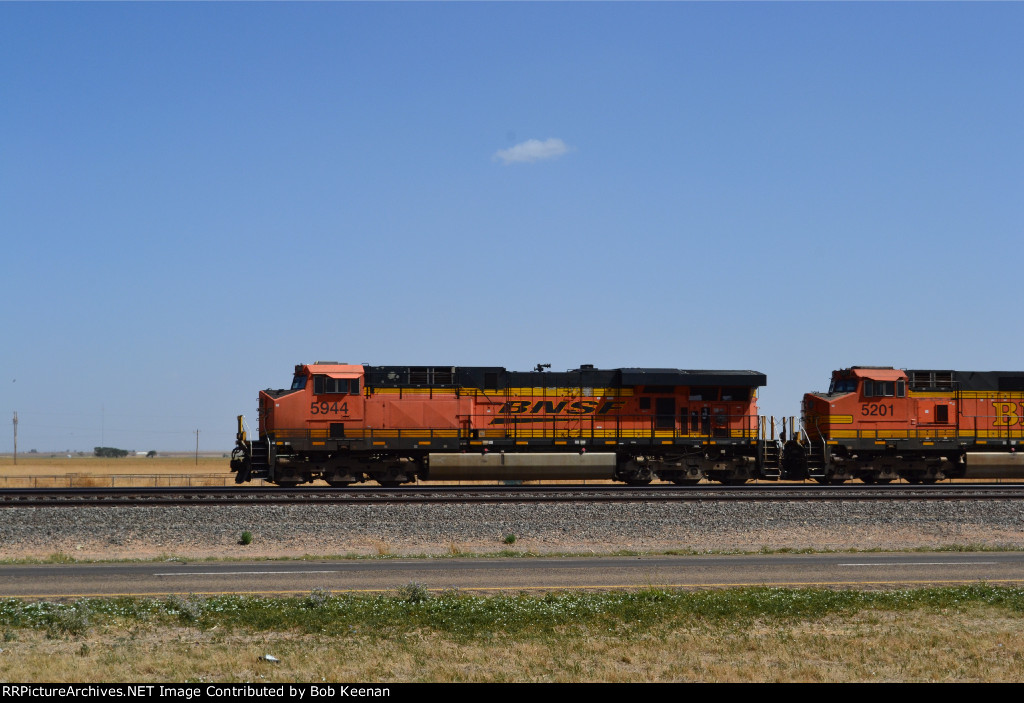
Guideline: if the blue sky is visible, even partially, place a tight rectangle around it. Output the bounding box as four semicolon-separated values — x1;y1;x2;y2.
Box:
2;2;1022;452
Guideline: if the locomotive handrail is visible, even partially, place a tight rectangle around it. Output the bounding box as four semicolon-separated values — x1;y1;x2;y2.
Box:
806;408;1024;443
808;426;1024;441
241;416;254;452
269;413;763;443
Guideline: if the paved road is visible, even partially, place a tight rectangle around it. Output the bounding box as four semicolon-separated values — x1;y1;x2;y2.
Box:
3;552;1024;598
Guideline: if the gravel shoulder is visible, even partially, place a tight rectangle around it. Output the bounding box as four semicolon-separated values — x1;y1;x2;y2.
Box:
1;499;1022;561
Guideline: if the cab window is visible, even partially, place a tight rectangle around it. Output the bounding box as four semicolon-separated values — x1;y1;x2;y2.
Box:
313;376;359;394
862;380;904;398
829;379;857;394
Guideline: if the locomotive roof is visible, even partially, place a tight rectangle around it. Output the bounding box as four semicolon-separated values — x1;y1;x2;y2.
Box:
618;368;766;386
302;363;363;375
845;367;906;381
354;365;766;389
907;369;1024;392
831;367;1024;392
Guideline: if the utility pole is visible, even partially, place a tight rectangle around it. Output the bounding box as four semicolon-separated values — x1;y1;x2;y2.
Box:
12;412;17;466
195;429;199;466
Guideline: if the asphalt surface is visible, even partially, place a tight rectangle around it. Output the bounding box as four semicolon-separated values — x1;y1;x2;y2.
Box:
4;552;1024;599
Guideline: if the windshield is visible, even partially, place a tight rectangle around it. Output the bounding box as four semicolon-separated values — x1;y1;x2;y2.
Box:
828;378;857;394
290;374;307;390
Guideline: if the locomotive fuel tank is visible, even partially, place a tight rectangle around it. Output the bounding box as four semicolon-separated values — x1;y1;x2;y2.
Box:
426;452;617;481
961;452;1024;478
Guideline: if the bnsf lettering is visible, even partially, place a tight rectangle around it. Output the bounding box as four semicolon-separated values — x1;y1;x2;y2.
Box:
567;400;598;414
498;400;626;415
993;401;1021;426
531;401;569;414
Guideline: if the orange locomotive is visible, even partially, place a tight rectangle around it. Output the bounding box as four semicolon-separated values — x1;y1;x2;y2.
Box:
784;366;1024;483
230;362;772;486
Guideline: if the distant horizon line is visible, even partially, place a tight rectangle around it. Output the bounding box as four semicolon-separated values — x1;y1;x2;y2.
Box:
0;450;230;457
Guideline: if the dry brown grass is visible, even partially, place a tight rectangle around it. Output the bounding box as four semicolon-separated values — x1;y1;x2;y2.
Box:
0;455;237;488
2;608;1023;682
0;455;231;476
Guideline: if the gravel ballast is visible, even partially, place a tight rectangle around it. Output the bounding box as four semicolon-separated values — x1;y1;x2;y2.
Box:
1;499;1023;560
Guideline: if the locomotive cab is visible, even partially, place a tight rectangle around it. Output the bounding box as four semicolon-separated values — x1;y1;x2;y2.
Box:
231;363;369;486
260;363;365;439
803;367;909;440
795;367;914;483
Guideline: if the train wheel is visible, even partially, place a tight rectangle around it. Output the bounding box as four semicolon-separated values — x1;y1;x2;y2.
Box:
377;480;403;488
875;478;893;485
719;478;747;486
903;476;922;484
325;480;353;487
672;478;702;486
625;478;652;486
276;480;300;488
617;459;654;486
860;475;876;485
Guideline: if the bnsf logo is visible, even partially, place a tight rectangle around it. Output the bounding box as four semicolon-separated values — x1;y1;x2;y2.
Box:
497;400;626;415
992;402;1024;426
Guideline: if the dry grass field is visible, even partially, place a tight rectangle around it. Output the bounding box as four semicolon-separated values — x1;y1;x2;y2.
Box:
3;592;1024;682
0;454;238;488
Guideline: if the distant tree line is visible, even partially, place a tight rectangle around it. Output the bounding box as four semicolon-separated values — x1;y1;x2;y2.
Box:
94;447;130;458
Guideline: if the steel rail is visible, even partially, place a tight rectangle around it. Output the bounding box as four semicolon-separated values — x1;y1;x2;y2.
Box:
2;484;1024;507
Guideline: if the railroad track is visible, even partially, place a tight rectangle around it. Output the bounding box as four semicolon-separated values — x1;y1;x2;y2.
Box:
3;484;1024;507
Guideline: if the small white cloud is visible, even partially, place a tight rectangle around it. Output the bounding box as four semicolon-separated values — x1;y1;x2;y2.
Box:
494;138;570;165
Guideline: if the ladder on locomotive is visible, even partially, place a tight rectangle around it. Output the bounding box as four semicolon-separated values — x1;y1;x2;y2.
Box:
758;416;782;480
247;439;272;480
760;441;781;479
803;442;827;479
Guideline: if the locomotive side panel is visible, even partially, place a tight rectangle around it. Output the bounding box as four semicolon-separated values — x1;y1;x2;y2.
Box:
912;370;1024;478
